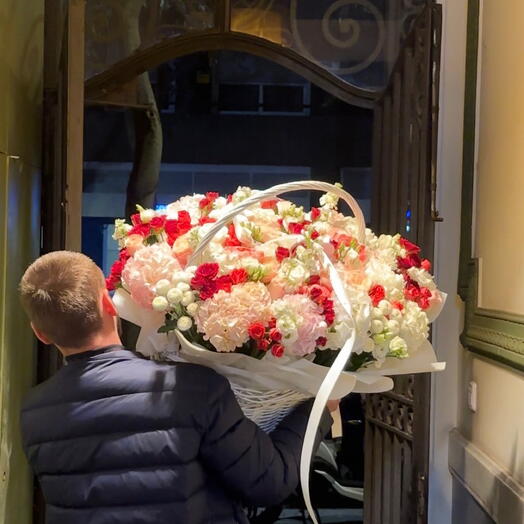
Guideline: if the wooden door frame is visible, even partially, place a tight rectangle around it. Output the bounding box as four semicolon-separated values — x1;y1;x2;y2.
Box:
37;0;85;518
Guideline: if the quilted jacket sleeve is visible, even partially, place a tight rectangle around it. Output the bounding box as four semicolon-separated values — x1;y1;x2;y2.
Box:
199;373;333;507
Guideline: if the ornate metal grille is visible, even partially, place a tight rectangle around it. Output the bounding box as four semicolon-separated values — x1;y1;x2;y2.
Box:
366;3;442;523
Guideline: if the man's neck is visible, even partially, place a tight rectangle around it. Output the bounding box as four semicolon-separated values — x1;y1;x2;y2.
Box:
59;333;123;357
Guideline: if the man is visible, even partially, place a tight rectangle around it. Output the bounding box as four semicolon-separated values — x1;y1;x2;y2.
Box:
19;251;334;524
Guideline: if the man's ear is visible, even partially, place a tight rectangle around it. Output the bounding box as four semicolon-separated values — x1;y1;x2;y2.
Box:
101;290;118;317
31;322;52;345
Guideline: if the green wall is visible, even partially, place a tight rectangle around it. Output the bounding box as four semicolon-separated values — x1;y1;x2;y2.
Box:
0;0;44;522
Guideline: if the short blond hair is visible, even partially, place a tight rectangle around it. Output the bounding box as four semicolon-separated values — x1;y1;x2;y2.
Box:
19;251;105;348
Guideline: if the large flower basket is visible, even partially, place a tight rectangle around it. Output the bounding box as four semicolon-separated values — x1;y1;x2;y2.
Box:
109;181;446;523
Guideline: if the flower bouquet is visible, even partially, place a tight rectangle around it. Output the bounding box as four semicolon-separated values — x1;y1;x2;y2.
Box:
108;181;445;522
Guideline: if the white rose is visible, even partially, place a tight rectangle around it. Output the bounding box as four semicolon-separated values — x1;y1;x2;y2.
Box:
214;196;227;209
140;209;156;224
177;316;193;331
289;265;307;284
154;279;171;296
152;296;169;312
371;307;385;320
186;302;199;316
390;309;403;321
389;336;408;358
386;320;400;336
167;288;183;304
371;320;384;334
360;336;375;353
378;300;392;316
181;291;195;306
389;288;403;301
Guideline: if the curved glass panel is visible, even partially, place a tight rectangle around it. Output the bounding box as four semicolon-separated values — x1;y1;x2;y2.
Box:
231;0;427;90
85;0;217;78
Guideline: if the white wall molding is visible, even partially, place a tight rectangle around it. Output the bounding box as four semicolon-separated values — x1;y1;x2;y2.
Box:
429;1;468;522
449;429;524;523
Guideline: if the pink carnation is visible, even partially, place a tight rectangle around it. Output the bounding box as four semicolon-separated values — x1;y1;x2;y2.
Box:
121;243;181;308
195;282;272;352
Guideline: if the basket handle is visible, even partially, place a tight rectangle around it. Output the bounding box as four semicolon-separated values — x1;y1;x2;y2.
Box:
188;180;366;265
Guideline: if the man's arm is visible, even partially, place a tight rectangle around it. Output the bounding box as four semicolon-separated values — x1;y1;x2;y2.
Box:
199;373;333;507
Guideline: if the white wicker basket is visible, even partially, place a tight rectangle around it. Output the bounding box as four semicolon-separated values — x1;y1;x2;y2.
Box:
229;384;311;433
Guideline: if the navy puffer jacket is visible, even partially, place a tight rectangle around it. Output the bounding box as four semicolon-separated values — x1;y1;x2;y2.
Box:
21;347;331;524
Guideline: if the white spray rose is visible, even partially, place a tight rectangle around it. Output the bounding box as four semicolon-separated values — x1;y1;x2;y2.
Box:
177;316;193;331
152;296;169;312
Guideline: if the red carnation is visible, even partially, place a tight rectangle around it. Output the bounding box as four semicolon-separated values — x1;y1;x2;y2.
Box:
190;274;207;289
269;328;282;342
230;268;249;285
130;213;141;226
129;223;151;237
421;259;432;272
177;210;191;224
324;311;336;326
336;234;355;247
257;339;270;351
288;222;309;235
199;197;211;209
271;344;284;358
418;287;432;310
316;336;327;347
397;254;422;270
309;284;331;305
404;280;421;302
106;275;117;291
248;322;266;340
195;263;220;280
323;299;334;310
199;282;218;300
150;215;166;230
369;284;386;307
261;199;279;209
310;230;320;240
399;237;421;255
392;301;404;311
224;223;242;247
311;207;321;220
110;260;124;277
215;275;232;293
164;213;192;245
276;246;291;262
323;299;336;325
199;216;217;225
307;275;321;285
119;248;131;262
226;194;233;203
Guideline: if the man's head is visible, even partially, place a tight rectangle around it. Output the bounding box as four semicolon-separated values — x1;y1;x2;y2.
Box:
19;251;119;352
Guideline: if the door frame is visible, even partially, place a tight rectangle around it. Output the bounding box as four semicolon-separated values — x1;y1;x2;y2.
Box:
428;1;468;524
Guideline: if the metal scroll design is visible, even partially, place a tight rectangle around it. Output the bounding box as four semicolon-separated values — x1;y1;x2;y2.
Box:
290;0;386;78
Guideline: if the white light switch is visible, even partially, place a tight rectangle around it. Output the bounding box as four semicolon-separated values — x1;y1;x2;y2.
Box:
468;381;478;412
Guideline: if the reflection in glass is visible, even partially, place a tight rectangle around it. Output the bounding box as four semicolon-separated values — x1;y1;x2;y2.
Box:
85;0;217;78
232;0;428;90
